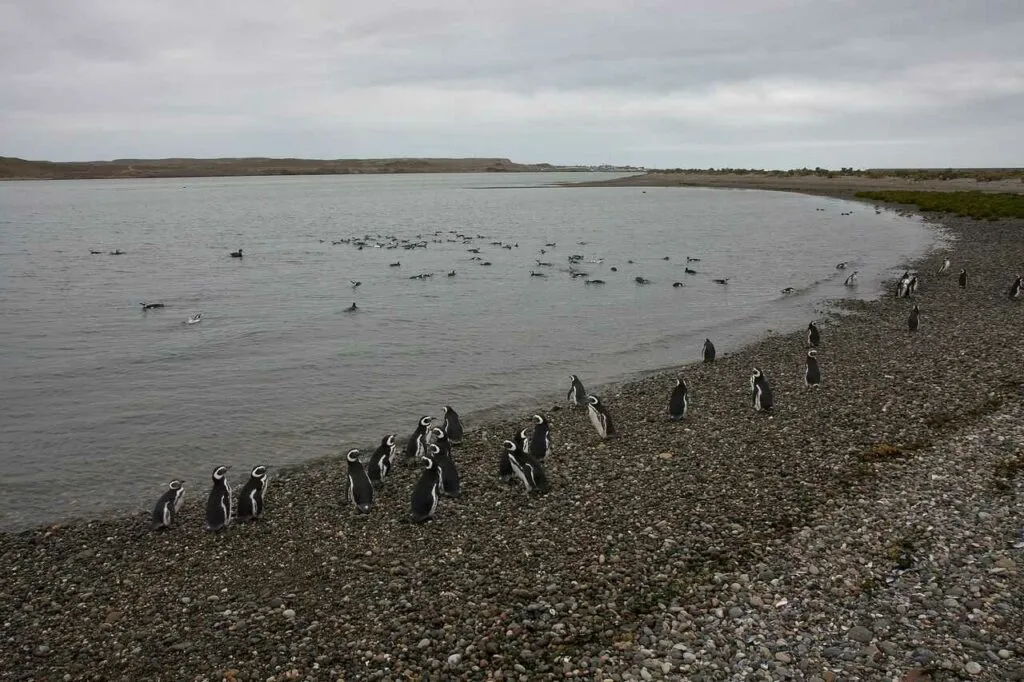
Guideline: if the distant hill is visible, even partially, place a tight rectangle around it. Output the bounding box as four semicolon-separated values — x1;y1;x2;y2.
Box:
0;156;592;180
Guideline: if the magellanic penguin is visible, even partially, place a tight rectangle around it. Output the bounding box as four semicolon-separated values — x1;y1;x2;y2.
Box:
668;375;689;420
504;439;550;495
236;465;271;522
205;466;232;532
428;442;460;498
702;338;716;363
844;271;858;287
908;274;919;295
567;374;588;408
367;434;397;487
908;304;920;332
151;479;185;531
404;416;432;464
1009;275;1023;299
441;405;464;444
410;453;441;523
937;257;951;275
346;449;374;514
529;414;552;460
807;321;821;348
896;271;911;298
958;268;967;288
804;350;822;387
750;369;774;412
587;394;616;439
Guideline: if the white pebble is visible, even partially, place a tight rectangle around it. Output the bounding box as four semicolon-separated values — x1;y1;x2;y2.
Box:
282;609;296;619
965;661;982;675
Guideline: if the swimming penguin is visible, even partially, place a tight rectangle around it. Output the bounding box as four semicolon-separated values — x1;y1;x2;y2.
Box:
236;465;271;522
204;465;232;532
844;271;858;287
835;262;848;270
937;258;951;275
807;321;821;347
140;302;165;310
672;281;685;288
441;405;464;444
230;249;243;258
702;338;716;363
367;434;398;487
587;394;616;439
668;375;689;420
151;479;185;531
568;374;588;408
958;268;967;288
908;304;920;332
428;443;460;498
529;414;551;460
344;302;358;312
684;267;697;275
350;280;362;288
186;312;202;325
804;350;822;387
410;454;441;523
346;449;374;514
505;441;550;495
404;416;432;464
1009;275;1022;299
781;287;796;295
447;270;456;277
750;368;774;412
713;278;730;285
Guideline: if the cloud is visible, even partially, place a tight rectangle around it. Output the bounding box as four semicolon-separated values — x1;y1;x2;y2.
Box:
1;0;1022;167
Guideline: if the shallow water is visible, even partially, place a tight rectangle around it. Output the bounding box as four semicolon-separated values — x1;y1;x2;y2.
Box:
0;173;934;528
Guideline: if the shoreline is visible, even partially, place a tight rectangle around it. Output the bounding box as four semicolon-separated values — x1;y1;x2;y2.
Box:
3;185;1022;680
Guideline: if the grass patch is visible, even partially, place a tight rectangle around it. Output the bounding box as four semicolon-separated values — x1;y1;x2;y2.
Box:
854;190;1024;219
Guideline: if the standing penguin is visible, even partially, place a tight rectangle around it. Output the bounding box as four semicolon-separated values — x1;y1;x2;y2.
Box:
236;465;270;522
668;375;689;420
896;271;911;298
567;374;588;408
529;414;551;460
587;394;616;438
204;465;232;532
804;350;822;387
367;434;397;487
151;479;185;531
702;338;716;363
958;268;968;288
937;257;951;275
345;449;374;514
410;454;441;523
1009;275;1022;299
404;416;432;464
504;440;550;495
908;274;919;295
499;438;517;483
750;368;774;412
908;304;920;332
428;442;460;497
441;405;464;444
807;321;821;347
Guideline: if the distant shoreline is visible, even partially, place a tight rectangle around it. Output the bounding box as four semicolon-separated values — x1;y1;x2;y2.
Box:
0;155;642;181
562;171;1024;196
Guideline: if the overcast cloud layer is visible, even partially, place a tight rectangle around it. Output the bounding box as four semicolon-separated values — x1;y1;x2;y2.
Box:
1;0;1022;168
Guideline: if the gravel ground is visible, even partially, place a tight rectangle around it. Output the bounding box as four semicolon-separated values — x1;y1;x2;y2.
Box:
1;209;1022;682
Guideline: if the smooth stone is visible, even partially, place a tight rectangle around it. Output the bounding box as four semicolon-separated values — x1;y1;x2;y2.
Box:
846;626;873;643
965;661;982;675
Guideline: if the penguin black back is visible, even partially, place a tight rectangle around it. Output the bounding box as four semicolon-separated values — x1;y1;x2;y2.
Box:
410;454;441;523
367;434;397;486
236;465;270;522
404;415;432;463
151;479;185;531
750;369;773;412
804;350;821;386
346;449;374;514
428;443;460;497
908;304;920;332
668;376;688;420
505;441;550;495
567;374;588;408
529;414;551;459
702;338;716;363
441;405;464;444
958;268;967;288
499;439;517;482
205;465;232;532
587;394;616;438
807;321;820;347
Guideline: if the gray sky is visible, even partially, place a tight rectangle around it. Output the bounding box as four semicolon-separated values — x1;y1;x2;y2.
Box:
2;0;1022;168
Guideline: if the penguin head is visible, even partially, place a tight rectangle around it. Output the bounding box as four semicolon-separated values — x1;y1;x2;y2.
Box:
418;416;433;428
519;427;531;442
428;443;441;456
383;434;396;447
502;440;517;453
420;453;435;469
211;466;230;481
807;350;817;359
569;374;579;382
168;479;184;490
808;321;817;330
676;375;686;388
250;465;269;480
345;449;361;463
431;427;447;441
752;368;763;379
443;405;454;415
587;395;601;407
532;414;546;425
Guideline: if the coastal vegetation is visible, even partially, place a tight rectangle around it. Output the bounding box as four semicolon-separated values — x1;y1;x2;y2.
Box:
855;190;1024;219
645;166;1024;182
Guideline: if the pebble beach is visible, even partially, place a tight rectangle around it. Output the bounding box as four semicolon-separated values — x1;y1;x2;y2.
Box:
2;196;1022;681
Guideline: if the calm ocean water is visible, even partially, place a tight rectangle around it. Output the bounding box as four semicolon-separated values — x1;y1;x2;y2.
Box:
0;173;934;528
